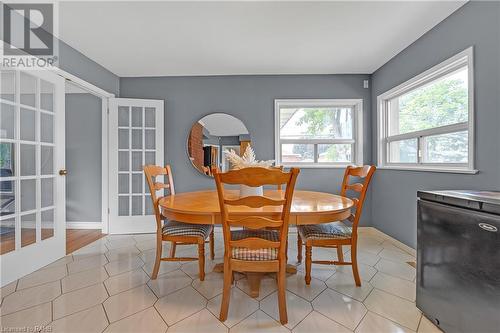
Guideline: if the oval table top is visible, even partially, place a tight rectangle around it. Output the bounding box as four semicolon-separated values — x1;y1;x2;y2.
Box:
158;190;354;225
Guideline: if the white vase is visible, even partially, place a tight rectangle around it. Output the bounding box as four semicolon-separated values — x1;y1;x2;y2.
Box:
239;185;264;197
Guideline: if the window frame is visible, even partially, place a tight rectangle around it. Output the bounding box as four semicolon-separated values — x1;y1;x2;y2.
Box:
274;99;363;168
377;47;476;174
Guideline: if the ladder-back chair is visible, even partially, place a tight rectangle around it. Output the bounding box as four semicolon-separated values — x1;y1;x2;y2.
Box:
214;167;300;325
297;165;375;286
144;165;215;280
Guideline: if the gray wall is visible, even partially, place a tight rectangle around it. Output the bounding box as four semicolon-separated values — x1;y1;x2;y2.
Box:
120;74;374;225
65;93;102;222
59;1;500;245
370;1;500;247
59;41;120;96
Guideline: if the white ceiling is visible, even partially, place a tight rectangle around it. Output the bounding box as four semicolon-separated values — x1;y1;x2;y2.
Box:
59;1;466;77
199;113;249;136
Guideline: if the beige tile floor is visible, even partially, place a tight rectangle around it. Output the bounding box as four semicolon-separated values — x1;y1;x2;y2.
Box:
0;229;442;333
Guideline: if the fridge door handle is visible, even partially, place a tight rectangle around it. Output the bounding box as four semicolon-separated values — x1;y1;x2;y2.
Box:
478;223;498;232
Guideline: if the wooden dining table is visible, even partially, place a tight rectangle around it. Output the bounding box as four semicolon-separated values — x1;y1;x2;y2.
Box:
158;189;353;297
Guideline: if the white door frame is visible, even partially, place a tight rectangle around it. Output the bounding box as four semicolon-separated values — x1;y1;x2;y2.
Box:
108;98;164;234
0;68;66;286
55;68;114;234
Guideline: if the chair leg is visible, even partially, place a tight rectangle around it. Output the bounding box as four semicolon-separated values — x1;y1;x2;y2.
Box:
351;244;362;287
209;230;215;260
305;245;312;285
277;263;288;325
198;242;205;281
152;236;162;280
336;245;344;262
297;234;302;263
219;259;232;321
169;241;177;258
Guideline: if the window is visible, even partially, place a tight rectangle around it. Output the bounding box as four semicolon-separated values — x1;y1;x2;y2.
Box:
377;47;474;173
275;99;363;167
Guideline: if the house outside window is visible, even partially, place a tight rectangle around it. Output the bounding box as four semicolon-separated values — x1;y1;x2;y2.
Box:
275;99;363;168
377;47;474;173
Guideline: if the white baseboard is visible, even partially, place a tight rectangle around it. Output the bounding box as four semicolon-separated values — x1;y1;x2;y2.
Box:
66;222;103;230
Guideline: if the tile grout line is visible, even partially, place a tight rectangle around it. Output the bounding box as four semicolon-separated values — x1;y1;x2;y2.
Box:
0;301;53;321
353;305;369;332
287;307;313;331
165;303;207;328
103;286;157;326
258;292;313;331
100;302;112;329
370;273;416;302
153;303;170;328
52;296;107;322
313;309;355;332
363;287;422;331
227;308;260;331
3;232;419;332
416;312;426;332
252;307;292;333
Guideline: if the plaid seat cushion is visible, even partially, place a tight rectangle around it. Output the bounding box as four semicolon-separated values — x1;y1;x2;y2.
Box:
162;220;213;239
298;222;352;241
231;229;280;261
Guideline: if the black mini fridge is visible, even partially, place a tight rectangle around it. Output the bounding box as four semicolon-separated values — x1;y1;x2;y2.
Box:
417;190;500;333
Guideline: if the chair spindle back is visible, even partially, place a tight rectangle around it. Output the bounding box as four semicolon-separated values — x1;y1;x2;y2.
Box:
144;165;175;230
339;165;376;233
214;167;300;259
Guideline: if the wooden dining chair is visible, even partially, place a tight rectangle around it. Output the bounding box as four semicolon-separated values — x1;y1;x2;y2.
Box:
144;165;215;281
214;167;299;325
273;165;284;190
296;165;375;286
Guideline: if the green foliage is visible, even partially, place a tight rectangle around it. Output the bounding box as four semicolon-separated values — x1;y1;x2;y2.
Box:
296;108;351;138
398;79;468;133
395;78;468;162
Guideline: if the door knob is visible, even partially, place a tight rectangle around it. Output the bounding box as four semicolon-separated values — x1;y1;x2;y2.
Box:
59;169;68;176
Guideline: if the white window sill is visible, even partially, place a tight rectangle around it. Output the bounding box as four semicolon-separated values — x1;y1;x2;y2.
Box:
281;164;353;169
377;166;478;174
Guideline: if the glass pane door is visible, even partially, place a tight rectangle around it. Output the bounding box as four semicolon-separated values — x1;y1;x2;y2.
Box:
0;69;65;286
109;98;164;234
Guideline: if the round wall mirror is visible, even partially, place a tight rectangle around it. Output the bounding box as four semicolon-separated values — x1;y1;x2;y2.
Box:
187;113;250;177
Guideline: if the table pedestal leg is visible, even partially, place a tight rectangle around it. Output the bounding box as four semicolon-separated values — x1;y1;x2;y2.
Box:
246;273;262;298
285;264;297;274
212;263;298;298
213;263;224;273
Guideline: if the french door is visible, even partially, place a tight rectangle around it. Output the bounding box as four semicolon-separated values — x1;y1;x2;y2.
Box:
0;69;66;286
108;98;164;234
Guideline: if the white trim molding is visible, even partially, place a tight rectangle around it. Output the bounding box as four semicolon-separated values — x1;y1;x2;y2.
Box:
376;47;475;173
101;98;110;234
66;222;103;230
55;68;115;98
274;99;363;168
108;98;164;234
58;69;115;233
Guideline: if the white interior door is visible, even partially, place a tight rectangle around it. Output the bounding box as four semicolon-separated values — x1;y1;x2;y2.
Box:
0;69;66;286
108;98;164;234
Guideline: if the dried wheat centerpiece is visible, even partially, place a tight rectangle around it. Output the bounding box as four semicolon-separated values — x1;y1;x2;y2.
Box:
223;146;274;197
